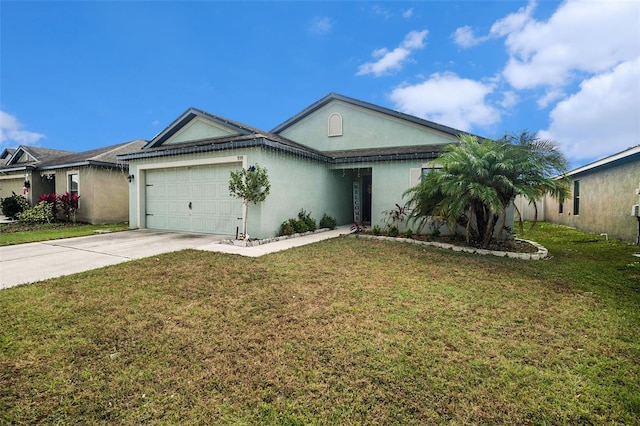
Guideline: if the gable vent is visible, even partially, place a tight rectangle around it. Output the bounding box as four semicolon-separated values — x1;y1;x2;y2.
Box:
328;113;343;137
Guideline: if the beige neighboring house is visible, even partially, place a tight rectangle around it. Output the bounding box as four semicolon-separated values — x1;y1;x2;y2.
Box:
0;140;145;224
541;145;640;244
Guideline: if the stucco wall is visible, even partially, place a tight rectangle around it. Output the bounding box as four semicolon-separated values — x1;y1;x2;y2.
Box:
52;166;129;224
0;172;27;201
247;149;360;237
278;100;457;153
127;148;353;238
543;158;640;243
1;170;56;207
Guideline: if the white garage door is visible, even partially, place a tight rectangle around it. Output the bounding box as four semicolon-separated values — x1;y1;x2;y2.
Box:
145;163;243;235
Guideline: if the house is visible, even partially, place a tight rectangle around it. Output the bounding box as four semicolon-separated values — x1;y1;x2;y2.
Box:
0;140;145;223
542;145;640;244
119;93;484;238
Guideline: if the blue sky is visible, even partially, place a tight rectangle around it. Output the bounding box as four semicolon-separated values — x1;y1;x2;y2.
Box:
1;0;638;169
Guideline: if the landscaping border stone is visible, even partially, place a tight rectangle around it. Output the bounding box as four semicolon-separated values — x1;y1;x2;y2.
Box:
220;228;332;247
351;234;548;260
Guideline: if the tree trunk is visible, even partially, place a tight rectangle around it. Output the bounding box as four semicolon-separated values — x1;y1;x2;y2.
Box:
242;201;248;238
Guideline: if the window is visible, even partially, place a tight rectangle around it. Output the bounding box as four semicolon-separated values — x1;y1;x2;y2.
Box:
573;180;580;215
559;202;564;214
328;113;343;137
68;172;79;195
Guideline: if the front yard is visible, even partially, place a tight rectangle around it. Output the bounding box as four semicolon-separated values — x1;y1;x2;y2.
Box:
1;223;639;424
0;221;129;246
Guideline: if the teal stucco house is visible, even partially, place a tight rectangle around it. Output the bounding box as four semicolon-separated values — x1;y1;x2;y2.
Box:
118;93;469;238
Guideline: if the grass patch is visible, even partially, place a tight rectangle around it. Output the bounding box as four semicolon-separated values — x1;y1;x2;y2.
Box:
1;222;639;424
0;222;129;246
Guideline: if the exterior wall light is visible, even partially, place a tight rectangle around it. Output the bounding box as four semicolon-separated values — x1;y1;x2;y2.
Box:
127;174;135;183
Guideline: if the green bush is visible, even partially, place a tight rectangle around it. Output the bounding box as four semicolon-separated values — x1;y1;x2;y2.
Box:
1;193;30;219
279;221;296;236
404;229;414;239
319;213;337;230
387;225;399;237
18;201;55;224
372;224;382;236
298;209;316;232
279;210;320;236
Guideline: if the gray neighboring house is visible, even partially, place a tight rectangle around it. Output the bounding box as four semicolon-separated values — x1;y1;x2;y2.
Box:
541;145;640;244
0;140;145;223
119;93;502;238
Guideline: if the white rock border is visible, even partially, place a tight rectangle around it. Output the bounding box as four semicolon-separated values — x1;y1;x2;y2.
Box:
220;228;333;247
351;234;548;260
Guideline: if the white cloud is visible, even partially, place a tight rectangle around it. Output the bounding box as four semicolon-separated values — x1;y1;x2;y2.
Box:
0;111;45;146
489;0;537;38
357;30;428;77
452;1;536;48
309;16;333;35
402;8;414;19
499;91;519;109
501;0;640;90
452;26;485;48
539;58;640;161
536;88;564;109
372;5;392;20
389;72;500;131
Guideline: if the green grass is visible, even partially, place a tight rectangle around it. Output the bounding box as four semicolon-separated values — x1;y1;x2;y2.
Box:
0;222;129;246
1;222;639;424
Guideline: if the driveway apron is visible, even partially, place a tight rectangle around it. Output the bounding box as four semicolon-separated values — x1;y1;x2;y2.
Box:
0;230;227;289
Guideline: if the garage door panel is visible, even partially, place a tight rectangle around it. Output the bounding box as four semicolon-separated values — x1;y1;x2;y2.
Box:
145;164;242;235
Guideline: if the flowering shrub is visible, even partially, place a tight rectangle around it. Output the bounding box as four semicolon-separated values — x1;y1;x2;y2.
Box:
58;192;80;222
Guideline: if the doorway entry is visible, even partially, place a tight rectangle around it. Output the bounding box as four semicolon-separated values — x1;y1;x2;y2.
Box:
362;174;372;224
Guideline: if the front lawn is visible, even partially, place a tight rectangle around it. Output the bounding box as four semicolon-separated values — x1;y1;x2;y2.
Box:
0;222;129;246
1;223;639;424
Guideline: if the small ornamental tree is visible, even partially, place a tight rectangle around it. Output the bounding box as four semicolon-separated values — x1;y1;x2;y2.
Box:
228;164;270;239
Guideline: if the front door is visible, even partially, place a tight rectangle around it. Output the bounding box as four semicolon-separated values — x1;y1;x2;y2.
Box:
363;174;372;224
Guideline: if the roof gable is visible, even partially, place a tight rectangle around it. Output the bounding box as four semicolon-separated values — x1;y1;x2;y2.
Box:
272;93;466;154
272;93;466;137
4;146;74;167
145;108;258;149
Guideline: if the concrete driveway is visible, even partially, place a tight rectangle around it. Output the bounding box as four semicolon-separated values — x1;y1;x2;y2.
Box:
0;230;228;290
0;227;351;290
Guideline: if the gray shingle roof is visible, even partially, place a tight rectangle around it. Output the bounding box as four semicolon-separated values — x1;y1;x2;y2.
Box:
36;139;146;169
0;140;145;172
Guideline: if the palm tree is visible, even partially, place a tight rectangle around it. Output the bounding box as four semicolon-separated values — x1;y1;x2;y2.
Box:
404;132;569;247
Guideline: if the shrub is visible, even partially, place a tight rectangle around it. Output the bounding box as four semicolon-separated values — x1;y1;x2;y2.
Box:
279;218;309;236
1;193;30;219
372;224;382;236
298;209;316;232
387;225;399;237
279;209;319;236
18;201;55;224
404;229;414;239
58;192;80;222
39;193;58;218
319;213;337;230
279;220;295;236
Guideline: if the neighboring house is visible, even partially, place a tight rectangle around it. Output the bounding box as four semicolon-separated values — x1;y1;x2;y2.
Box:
542;145;640;244
0;140;145;223
119;93;496;238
